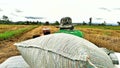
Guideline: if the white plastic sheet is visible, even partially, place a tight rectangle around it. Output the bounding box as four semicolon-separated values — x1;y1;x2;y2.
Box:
14;33;114;68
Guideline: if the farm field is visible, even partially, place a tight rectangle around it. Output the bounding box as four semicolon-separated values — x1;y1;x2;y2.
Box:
75;25;120;52
0;25;58;63
0;25;120;64
0;25;38;40
0;25;28;33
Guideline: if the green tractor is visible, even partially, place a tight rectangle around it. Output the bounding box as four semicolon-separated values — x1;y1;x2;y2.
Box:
56;17;84;38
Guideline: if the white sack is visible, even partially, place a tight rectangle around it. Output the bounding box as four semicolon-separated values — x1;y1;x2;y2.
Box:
0;56;30;68
114;53;120;68
14;33;114;68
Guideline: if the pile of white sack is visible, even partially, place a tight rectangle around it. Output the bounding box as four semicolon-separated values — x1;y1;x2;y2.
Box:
0;33;119;68
0;54;119;68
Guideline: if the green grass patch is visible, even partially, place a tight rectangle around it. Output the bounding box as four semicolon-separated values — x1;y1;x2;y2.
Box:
0;25;38;40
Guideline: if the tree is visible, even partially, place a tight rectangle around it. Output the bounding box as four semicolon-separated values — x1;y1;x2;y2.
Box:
89;17;92;25
2;15;9;21
53;21;59;25
82;21;87;25
101;21;106;26
45;21;49;25
117;21;120;26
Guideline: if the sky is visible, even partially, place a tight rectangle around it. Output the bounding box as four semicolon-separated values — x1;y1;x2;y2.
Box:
0;0;120;24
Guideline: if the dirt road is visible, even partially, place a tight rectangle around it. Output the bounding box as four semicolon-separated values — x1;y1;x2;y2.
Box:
0;26;58;63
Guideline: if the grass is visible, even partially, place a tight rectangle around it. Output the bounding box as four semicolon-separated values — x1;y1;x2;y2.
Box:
0;25;38;40
75;25;120;52
75;25;120;30
0;25;29;33
0;25;120;64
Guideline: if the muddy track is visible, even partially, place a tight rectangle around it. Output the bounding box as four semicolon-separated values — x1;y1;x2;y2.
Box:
0;26;58;63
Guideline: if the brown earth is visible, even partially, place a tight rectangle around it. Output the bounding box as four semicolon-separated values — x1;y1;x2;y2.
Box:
0;25;120;64
0;25;59;63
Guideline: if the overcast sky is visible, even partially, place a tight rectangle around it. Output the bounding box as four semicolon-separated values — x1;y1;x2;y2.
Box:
0;0;120;24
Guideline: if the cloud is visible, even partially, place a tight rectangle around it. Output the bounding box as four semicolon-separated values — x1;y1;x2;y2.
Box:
0;8;3;11
99;7;111;12
15;9;23;13
113;8;120;10
96;18;104;20
25;16;44;19
10;13;18;17
99;7;120;12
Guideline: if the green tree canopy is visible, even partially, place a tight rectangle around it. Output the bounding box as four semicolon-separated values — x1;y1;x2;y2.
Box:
2;15;9;21
117;21;120;26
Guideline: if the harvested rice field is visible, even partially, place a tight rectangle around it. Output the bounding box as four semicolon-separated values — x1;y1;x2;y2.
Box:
0;25;120;64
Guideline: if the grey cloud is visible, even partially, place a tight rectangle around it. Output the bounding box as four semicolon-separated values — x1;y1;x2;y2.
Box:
10;13;18;17
15;9;23;13
99;7;120;11
99;7;111;12
25;16;44;19
0;8;3;11
113;8;120;10
96;18;103;20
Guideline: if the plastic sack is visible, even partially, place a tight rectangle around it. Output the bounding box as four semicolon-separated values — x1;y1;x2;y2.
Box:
14;33;114;68
0;56;30;68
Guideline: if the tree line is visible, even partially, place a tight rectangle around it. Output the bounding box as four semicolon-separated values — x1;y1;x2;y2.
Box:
0;15;60;25
0;15;120;26
82;17;120;26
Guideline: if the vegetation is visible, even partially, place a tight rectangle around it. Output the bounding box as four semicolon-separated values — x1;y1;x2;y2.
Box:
89;17;92;25
0;25;120;64
0;25;28;33
44;21;50;25
75;25;120;52
75;25;120;30
2;15;9;21
0;25;38;40
53;21;60;25
0;15;119;64
117;21;120;26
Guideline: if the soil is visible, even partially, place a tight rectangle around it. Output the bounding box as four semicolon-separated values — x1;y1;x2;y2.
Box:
0;26;59;63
